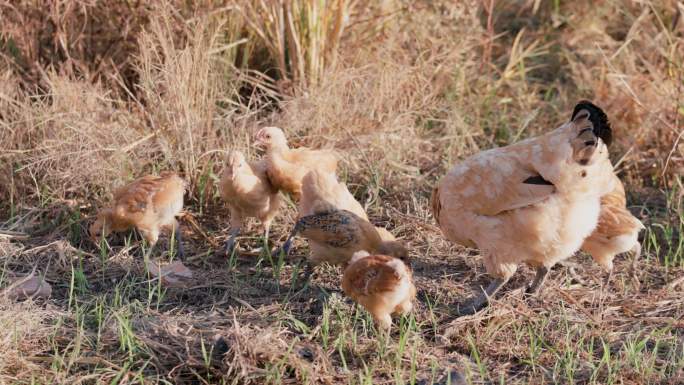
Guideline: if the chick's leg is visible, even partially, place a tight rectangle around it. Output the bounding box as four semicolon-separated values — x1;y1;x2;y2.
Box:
224;213;242;256
525;266;549;296
368;304;393;332
394;298;414;315
302;262;315;285
171;220;185;260
261;220;271;250
629;243;642;285
457;277;508;316
277;223;302;256
138;228;159;259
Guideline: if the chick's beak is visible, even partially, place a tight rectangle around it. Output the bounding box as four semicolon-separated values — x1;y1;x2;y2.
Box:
254;129;264;143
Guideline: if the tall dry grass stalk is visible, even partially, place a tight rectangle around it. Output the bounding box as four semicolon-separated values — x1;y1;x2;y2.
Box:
0;0;681;210
0;0;151;94
558;0;684;184
239;0;352;90
0;3;259;208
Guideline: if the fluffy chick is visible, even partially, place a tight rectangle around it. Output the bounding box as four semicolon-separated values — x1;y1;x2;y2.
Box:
294;169;379;264
218;150;282;254
299;169;368;220
431;101;616;314
254;126;338;199
581;173;644;272
90;172;186;257
342;251;416;330
280;209;408;266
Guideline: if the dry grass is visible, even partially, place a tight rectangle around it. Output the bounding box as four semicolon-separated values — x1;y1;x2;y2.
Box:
0;0;683;384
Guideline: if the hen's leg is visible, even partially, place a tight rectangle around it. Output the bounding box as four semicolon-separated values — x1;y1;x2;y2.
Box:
525;266;549;296
224;227;240;256
457;277;508;316
373;311;393;332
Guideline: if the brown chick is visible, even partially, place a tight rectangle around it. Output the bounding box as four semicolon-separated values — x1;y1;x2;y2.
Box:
279;209;408;266
218;150;282;254
432;101;616;315
581;173;644;272
90;172;186;258
342;251;416;330
254;126;338;199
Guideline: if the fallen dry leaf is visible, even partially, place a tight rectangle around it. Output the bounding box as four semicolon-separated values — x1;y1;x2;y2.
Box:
145;259;194;288
2;273;52;300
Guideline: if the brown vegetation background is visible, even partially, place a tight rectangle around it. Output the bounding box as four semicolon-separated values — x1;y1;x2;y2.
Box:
0;1;682;384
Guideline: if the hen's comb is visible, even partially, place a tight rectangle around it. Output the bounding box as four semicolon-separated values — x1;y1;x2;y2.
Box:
571;100;612;147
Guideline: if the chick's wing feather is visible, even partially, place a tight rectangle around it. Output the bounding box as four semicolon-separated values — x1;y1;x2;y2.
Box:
297;211;360;248
114;173;184;216
113;176;160;214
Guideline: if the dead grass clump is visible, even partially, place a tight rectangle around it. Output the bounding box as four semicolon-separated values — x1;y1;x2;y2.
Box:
1;74;148;203
558;1;684;185
239;0;352;90
0;298;59;383
0;0;151;95
106;309;333;384
273;2;489;195
135;6;271;202
218;320;331;383
0;5;262;209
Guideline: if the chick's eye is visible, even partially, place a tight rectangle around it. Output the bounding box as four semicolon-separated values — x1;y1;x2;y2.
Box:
266;134;271;139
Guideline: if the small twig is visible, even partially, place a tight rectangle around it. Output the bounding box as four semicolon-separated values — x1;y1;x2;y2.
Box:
0;230;29;240
667;275;684;291
181;212;218;247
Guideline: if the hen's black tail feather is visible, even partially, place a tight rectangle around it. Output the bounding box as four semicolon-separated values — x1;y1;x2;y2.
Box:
571;100;612;147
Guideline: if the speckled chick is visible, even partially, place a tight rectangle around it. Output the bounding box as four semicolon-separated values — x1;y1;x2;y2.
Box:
219;150;282;254
280;209;408;266
254;127;338;199
431;101;616;314
90;172;186;257
342;251;416;330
